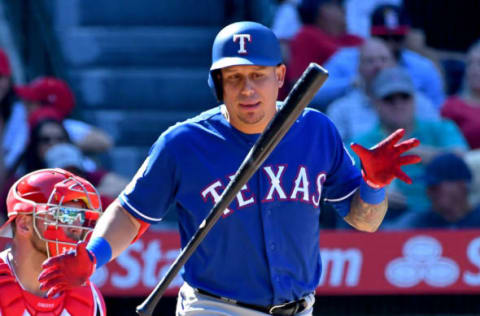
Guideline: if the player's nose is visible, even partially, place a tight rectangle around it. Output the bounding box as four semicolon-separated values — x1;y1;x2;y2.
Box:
240;78;255;96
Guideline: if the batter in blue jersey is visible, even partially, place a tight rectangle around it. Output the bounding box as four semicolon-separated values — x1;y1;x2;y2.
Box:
39;21;421;316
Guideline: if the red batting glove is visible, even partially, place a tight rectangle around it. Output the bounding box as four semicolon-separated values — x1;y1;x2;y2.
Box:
39;241;96;298
350;128;421;188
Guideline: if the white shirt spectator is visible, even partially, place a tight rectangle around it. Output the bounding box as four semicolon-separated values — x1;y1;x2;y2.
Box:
271;0;302;40
3;102;28;169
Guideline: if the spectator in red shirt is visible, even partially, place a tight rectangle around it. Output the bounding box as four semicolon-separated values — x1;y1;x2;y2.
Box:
287;0;363;85
441;41;480;149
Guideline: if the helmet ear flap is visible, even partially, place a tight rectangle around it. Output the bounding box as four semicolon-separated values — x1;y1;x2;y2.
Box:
208;70;223;102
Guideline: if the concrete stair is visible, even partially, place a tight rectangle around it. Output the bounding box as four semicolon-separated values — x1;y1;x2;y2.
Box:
45;0;225;177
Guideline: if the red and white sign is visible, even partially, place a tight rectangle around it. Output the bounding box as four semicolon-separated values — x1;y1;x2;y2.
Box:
316;229;480;295
3;229;480;296
90;231;183;297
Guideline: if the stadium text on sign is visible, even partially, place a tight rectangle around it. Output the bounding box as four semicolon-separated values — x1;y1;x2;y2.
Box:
80;230;480;296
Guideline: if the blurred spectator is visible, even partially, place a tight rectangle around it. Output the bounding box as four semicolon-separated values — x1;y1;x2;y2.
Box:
23;118;73;173
350;67;468;214
440;41;480;150
44;143;128;206
15;77;113;154
271;0;302;62
0;48;28;174
287;0;363;86
271;0;302;40
314;4;445;110
344;0;401;38
0;48;28;223
385;153;480;229
464;149;480;207
0;118;69;220
326;39;438;144
10;118;125;209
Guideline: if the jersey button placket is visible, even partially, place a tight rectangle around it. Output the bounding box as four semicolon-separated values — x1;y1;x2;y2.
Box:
261;204;282;296
259;169;283;299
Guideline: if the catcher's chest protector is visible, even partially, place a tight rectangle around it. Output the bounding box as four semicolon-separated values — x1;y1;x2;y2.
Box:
0;252;106;316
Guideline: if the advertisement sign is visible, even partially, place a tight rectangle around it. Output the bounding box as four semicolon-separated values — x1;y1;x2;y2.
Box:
4;229;480;296
91;229;480;296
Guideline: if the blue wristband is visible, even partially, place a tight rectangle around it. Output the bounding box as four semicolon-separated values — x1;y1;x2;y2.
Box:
359;179;385;205
86;237;112;269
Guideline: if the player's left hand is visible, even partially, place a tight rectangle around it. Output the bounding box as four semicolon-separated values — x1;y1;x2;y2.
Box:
38;241;96;298
350;128;421;188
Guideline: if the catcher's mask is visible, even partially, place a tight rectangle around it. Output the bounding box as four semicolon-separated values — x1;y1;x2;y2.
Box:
1;168;102;257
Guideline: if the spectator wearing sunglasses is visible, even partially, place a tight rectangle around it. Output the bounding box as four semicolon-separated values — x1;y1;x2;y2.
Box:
349;67;468;218
26;118;126;200
0;118;68;223
326;38;439;145
312;4;445;111
0;118;125;218
15;77;112;154
22;118;73;173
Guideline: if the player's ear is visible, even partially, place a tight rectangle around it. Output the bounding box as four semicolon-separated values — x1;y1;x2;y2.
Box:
275;64;286;88
15;214;33;236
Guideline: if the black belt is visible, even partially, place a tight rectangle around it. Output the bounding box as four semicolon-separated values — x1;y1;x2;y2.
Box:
195;288;309;315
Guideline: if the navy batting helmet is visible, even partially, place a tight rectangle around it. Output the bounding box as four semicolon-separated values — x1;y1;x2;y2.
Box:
208;21;283;102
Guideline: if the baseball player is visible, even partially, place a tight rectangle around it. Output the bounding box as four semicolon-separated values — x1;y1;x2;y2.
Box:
38;22;421;315
0;168;106;315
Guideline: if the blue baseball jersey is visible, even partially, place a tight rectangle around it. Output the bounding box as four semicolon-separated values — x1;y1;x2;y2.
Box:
119;105;361;306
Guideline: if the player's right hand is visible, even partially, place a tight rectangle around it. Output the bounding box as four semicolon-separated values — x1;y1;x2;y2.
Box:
39;241;96;298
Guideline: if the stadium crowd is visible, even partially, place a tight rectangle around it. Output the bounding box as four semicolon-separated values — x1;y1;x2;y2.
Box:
0;0;479;236
0;1;478;315
271;0;480;230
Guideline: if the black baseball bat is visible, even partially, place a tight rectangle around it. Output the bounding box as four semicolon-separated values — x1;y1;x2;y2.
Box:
136;63;329;316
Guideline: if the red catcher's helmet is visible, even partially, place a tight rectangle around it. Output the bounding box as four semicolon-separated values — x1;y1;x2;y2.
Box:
1;168;102;257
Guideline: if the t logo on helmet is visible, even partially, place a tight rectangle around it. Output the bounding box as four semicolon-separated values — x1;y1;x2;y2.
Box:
233;34;251;54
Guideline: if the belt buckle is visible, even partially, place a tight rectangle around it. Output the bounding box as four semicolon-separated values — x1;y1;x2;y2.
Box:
269;298;309;315
268;301;296;315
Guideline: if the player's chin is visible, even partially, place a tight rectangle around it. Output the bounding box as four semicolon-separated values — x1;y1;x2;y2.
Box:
239;111;266;126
